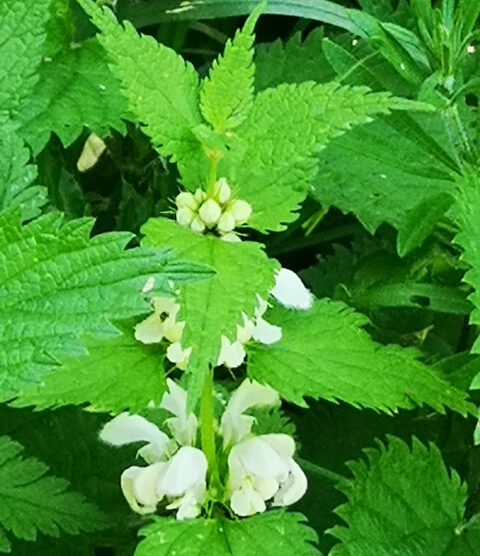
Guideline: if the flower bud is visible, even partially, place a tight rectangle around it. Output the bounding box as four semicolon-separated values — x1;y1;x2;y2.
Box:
176;192;198;211
229;199;252;225
214;178;232;204
199;199;222;226
217;212;236;233
176;207;195;227
190;215;206;233
194;188;207;204
220;232;242;243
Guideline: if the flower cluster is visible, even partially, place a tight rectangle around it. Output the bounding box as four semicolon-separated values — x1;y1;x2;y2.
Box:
175;178;252;242
135;268;313;370
100;379;307;520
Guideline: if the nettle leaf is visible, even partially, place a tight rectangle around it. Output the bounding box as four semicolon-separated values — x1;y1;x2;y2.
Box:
255;29;335;91
0;0;50;122
0;211;209;402
329;436;480;555
14;323;166;413
78;0;205;187
18;39;128;154
247;300;472;414
0;436;107;553
143;217;277;405
200;4;262;132
455;173;480;358
136;511;319;555
0;128;47;220
224;82;418;233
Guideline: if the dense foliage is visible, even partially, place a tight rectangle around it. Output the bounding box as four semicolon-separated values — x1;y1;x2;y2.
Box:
2;0;480;554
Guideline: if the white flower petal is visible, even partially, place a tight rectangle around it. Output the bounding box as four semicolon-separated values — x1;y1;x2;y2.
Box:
199;199;222;226
166;342;192;370
176;191;198;210
255;295;268;318
217;336;246;368
214;178;232;204
163;314;184;343
166;489;203;520
153;297;177;315
142;277;156;293
161;379;198;446
229;199;252;225
259;433;296;459
134;313;164;344
121;463;166;514
100;413;170;459
158;446;208;498
220;231;242;243
273;459;308;507
270;268;313;310
252;476;279;501
252;317;282;345
236;314;255;343
231;481;266;517
228;437;289;483
176;207;195;227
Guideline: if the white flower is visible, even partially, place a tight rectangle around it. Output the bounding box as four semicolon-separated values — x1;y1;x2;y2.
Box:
166;342;192;370
199;199;222;226
160;378;198;446
213;177;232;204
270;268;313;310
220;378;280;447
227;434;307;517
228;199;252;225
217;335;246;369
220;379;307;517
134;297;178;345
100;381;207;519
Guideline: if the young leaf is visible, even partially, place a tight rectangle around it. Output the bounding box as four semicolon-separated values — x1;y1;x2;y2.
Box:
142;217;277;406
329;436;480;555
200;3;263;132
0;436;107;553
247;300;472;414
13;323;166;413
0;0;50;122
224;82;410;232
136;511;319;555
18;39;128;154
78;0;205;188
0;128;47;220
0;211;209;402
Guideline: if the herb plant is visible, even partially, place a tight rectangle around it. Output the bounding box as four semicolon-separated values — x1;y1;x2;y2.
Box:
2;0;480;554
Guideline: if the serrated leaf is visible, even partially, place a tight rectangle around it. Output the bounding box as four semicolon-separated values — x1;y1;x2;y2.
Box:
0;211;210;402
455;172;480;356
0;0;50;122
329;436;480;556
18;39;128;154
142;217;277;406
247;300;472;414
255;29;335;91
136;511;319;555
13;323;166;413
0;128;47;220
78;0;205;187
397;192;453;256
200;3;263;132
223;82;415;232
0;436;107;552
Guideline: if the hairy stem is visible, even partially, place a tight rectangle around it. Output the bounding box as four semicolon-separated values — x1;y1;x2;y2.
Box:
200;368;219;483
297;457;344;483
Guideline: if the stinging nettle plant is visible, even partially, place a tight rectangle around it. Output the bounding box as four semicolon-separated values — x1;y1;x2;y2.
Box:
2;0;480;554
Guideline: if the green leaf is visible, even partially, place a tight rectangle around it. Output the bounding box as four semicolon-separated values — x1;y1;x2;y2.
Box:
313;115;455;232
0;211;209;402
255;29;335;91
136;511;319;555
397;192;454;256
455;172;480;355
247;300;472;414
0;0;50;122
200;3;263;132
18;39;128;154
142;217;277;406
13;323;166;413
329;436;480;556
78;0;205;187
0;128;47;220
224;82;405;232
0;436;107;552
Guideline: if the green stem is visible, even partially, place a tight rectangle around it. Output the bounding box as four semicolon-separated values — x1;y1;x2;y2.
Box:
297;457;344;484
207;156;220;197
200;369;218;482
